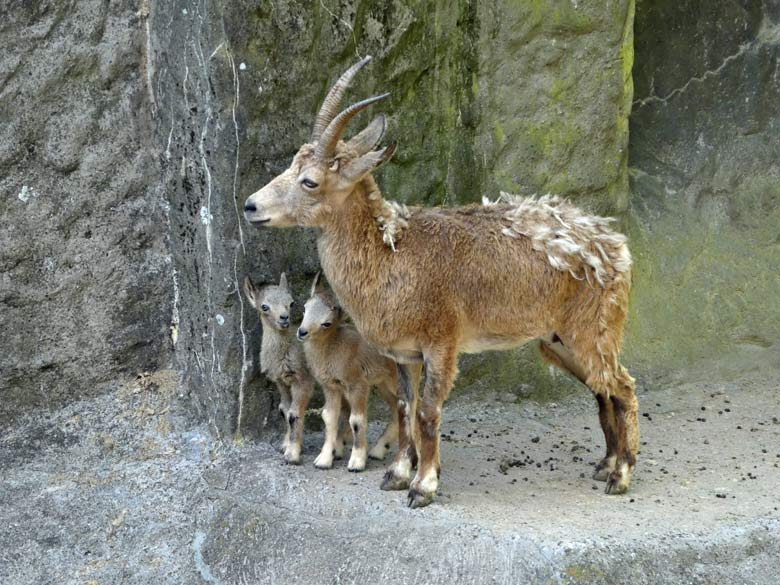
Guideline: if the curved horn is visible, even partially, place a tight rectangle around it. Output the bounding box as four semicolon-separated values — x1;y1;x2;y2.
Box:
311;56;372;142
315;93;390;161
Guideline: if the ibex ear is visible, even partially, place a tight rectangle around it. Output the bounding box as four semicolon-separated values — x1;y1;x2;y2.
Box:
279;272;288;289
243;276;258;309
340;142;397;184
310;271;323;297
346;115;386;155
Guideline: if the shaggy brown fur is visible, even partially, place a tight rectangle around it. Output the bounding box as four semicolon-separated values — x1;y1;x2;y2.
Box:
298;274;400;471
244;59;639;508
244;274;314;465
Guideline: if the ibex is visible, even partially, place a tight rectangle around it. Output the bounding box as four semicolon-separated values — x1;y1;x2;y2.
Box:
244;273;314;464
244;57;639;508
298;272;400;471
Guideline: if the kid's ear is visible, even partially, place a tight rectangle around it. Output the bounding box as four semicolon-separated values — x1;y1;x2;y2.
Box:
340;142;397;184
310;271;323;297
243;276;258;309
279;272;288;289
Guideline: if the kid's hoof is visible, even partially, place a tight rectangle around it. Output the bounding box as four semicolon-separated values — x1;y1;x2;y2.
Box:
283;448;302;465
313;455;333;470
380;469;410;491
368;445;389;461
407;488;434;509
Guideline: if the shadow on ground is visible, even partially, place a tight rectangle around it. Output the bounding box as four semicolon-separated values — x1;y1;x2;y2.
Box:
2;368;779;584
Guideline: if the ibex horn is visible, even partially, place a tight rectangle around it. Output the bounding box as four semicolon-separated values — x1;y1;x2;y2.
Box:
311;56;372;142
315;93;391;161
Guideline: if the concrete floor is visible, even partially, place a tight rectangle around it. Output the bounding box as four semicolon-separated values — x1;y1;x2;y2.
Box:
2;368;779;584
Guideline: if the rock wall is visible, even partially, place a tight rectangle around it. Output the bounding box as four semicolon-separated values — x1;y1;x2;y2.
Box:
627;0;780;380
2;0;635;435
0;1;171;425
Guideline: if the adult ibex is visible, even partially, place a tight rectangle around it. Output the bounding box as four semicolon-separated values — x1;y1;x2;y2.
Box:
244;57;639;508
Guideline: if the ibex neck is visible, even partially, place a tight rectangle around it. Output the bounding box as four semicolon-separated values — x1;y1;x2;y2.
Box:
316;181;392;337
260;320;293;348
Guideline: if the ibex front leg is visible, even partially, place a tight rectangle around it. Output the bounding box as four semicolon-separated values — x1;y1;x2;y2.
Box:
314;385;342;469
380;363;421;491
408;347;457;508
284;380;313;464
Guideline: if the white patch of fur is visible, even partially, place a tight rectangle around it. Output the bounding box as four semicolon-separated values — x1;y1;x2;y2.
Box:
348;447;367;471
415;469;439;494
497;193;632;286
368;188;410;251
390;456;413;480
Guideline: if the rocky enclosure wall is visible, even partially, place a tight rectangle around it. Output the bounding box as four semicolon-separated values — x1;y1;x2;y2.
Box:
5;0;774;437
627;0;780;380
1;1;171;425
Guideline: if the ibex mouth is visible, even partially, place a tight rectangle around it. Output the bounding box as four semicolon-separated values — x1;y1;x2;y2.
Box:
250;218;271;226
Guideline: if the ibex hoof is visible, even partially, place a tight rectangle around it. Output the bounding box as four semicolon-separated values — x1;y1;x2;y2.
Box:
313;454;333;469
593;455;616;482
347;461;366;472
605;462;631;495
283;448;302;465
368;445;389;460
407;488;434;509
380;469;410;491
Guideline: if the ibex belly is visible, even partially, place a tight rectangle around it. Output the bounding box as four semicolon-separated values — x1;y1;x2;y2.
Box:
459;333;534;354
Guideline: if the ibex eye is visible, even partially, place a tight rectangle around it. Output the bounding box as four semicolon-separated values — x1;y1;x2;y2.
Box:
301;178;318;189
261;304;269;312
321;322;332;329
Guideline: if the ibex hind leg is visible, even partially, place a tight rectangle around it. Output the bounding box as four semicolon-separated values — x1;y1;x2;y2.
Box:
556;332;639;494
539;337;618;481
276;383;293;454
335;401;350;459
369;381;399;461
344;388;370;472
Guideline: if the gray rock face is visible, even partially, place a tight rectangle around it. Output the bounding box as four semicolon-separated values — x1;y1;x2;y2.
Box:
0;1;171;424
627;0;780;377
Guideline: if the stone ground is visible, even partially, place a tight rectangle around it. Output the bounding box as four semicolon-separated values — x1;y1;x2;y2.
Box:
2;368;779;585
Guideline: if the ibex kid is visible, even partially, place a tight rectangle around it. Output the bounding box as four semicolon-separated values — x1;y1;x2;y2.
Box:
244;57;639;507
297;273;399;471
244;273;314;464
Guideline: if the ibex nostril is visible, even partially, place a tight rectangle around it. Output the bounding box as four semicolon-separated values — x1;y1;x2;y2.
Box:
244;201;257;213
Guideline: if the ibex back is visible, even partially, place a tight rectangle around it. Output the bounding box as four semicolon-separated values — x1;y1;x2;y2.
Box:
244;57;639;508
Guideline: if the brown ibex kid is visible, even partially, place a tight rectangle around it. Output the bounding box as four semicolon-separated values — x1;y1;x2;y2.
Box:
244;57;639;508
244;273;314;464
297;273;399;471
